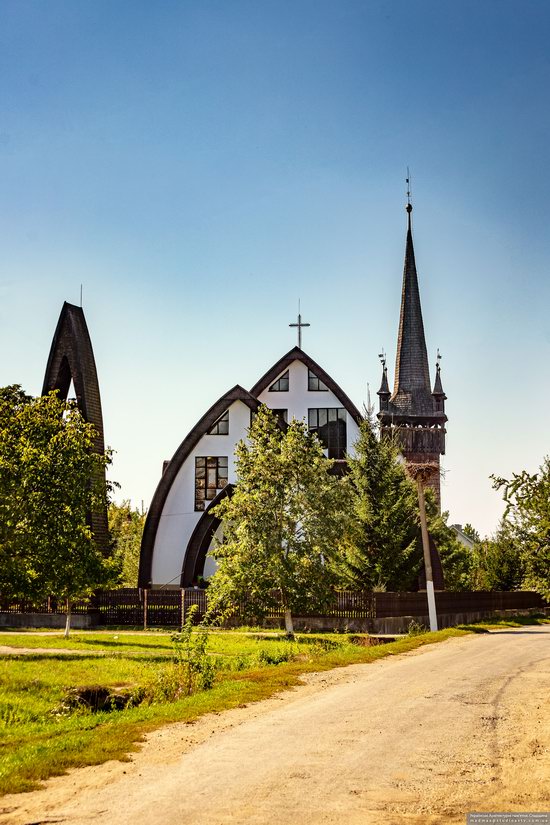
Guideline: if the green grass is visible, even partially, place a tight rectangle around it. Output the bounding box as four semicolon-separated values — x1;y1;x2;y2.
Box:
0;616;546;797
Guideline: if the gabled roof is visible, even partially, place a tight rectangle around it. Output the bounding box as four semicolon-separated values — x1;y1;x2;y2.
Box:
250;346;362;424
138;385;260;588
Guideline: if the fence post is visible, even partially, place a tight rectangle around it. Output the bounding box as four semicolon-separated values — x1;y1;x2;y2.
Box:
181;588;185;629
143;588;148;631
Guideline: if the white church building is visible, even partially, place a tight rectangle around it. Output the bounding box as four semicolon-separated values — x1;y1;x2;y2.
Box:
138;345;362;589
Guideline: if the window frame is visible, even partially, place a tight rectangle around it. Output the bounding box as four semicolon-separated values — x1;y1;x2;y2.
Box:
194;455;228;511
268;369;289;392
307;368;329;392
308;407;347;459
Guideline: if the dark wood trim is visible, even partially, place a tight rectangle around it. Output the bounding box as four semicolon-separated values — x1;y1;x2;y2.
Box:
250;346;363;425
138;386;260;588
181;484;235;586
42;302;109;554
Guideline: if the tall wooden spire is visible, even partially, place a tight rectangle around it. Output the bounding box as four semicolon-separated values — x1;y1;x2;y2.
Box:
378;202;447;507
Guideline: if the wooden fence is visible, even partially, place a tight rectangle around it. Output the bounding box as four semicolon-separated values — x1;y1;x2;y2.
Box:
1;589;546;627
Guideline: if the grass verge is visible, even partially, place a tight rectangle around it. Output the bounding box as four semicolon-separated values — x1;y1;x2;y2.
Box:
0;616;546;797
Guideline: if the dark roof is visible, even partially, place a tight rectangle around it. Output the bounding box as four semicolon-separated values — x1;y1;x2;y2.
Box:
384;208;445;421
377;366;390;397
138;385;260;588
432;363;446;398
250;346;362;424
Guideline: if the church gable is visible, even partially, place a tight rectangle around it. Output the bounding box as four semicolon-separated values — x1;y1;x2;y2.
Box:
140;348;363;588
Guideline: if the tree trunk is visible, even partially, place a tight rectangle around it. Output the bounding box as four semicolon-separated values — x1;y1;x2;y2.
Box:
284;608;294;637
64;598;72;639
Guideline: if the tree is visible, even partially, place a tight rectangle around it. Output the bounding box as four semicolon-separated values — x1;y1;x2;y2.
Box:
207;406;350;634
462;523;481;543
425;500;475;591
492;459;550;599
470;520;525;591
0;386;117;635
337;417;421;591
108;500;146;587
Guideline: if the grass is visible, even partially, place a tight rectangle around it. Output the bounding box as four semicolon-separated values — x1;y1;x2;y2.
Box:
0;615;547;797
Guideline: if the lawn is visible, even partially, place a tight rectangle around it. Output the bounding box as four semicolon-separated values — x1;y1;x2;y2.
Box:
0;615;547;796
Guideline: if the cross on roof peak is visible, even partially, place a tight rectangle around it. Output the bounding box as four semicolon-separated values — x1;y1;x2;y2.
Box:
289;304;310;349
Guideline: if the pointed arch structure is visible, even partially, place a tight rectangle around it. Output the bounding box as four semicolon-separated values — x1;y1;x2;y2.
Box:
42;302;109;553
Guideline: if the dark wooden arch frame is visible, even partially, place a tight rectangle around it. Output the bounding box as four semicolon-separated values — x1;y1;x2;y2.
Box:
138;386;260;588
180;483;235;586
42;302;109;553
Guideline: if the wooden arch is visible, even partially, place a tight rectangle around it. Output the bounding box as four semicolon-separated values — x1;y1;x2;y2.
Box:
42;302;109;553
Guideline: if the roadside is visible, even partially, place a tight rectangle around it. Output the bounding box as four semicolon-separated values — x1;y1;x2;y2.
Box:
1;624;548;825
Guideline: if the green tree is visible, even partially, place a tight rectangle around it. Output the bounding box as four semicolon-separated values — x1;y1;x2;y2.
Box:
337;417;421;591
426;501;475;591
0;386;117;636
208;406;350;634
470;520;525;591
492;459;550;598
108;500;146;587
462;523;481;543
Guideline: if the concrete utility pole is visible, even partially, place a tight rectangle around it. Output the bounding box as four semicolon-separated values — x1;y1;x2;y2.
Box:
413;467;438;632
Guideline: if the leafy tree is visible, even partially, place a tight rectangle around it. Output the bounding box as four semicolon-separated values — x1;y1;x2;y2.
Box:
0;385;117;636
208;406;350;634
109;500;146;587
425;500;475;591
470;520;525;591
462;523;481;543
337;417;421;591
492;459;550;598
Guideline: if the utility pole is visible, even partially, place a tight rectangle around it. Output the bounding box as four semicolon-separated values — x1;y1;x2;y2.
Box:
411;465;439;632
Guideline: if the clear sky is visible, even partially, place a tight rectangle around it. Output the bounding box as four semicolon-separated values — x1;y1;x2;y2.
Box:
1;0;549;537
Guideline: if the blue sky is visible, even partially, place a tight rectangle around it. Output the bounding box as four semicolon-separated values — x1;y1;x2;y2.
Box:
1;0;549;535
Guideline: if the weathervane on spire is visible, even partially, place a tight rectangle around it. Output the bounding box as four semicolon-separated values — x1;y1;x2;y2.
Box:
289;300;310;348
406;168;413;224
378;348;386;369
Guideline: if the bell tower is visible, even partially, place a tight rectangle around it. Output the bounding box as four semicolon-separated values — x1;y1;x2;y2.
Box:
378;201;447;507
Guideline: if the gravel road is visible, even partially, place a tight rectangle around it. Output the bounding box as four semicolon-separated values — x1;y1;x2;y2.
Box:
1;626;549;825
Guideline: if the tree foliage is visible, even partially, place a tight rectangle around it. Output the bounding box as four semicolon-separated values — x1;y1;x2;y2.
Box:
425;501;475;591
491;459;550;598
469;520;526;591
0;386;117;627
336;417;421;591
207;406;350;632
108;500;146;587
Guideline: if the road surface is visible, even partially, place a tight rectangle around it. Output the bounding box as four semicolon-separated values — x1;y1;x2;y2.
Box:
1;626;549;825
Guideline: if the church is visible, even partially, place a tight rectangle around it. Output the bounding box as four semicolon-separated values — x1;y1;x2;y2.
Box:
137;200;447;589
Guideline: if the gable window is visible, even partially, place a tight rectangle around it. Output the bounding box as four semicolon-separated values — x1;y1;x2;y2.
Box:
208;410;229;435
308;368;329;391
195;456;228;511
308;408;347;459
269;370;289;392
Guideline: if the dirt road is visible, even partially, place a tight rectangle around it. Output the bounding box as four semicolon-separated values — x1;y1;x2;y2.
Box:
1;626;549;825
